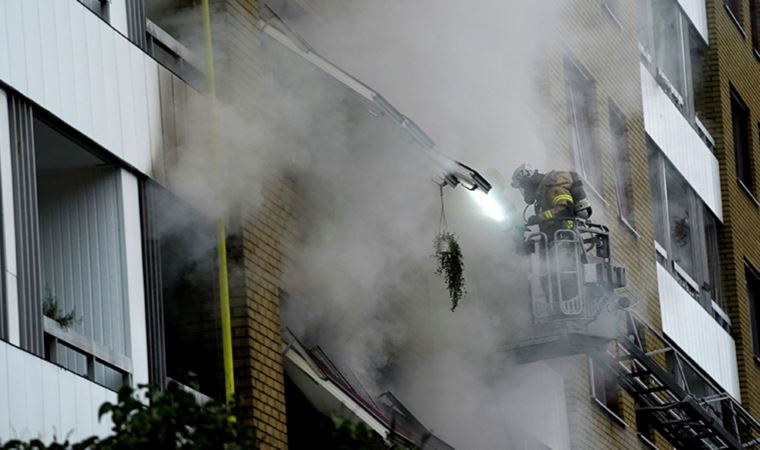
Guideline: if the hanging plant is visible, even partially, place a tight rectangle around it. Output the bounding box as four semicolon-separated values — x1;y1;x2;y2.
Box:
434;231;466;311
42;289;77;330
433;184;466;311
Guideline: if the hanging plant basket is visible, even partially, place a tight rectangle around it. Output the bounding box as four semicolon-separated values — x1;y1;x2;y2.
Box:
432;184;466;311
434;232;466;311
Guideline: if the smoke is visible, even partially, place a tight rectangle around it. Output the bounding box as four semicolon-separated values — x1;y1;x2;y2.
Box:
151;1;580;448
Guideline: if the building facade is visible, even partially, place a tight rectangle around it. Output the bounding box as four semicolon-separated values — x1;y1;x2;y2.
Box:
2;0;760;449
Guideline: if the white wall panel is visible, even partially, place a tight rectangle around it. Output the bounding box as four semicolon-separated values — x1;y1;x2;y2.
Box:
641;63;723;220
21;0;44;103
101;26;122;154
0;0;163;177
53;0;78;128
38;4;61;116
0;342;9;439
71;4;93;135
6;0;27;94
40;363;61;444
678;0;708;43
0;1;10;84
109;0;130;37
657;264;740;399
87;17;108;147
0;341;115;443
129;47;151;174
121;170;149;385
116;37;137;163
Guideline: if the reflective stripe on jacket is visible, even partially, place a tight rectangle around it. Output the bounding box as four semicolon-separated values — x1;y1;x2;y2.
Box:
535;171;575;229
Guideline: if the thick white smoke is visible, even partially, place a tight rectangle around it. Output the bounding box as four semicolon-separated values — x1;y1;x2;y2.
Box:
152;1;580;448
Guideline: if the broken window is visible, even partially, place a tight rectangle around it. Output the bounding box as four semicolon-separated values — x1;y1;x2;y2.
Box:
732;88;753;194
609;102;635;228
141;180;223;398
566;58;601;191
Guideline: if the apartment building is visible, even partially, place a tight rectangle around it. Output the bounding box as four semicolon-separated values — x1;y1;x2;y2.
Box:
3;0;760;449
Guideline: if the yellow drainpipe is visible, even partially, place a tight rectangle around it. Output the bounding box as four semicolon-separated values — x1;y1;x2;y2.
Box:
201;0;236;405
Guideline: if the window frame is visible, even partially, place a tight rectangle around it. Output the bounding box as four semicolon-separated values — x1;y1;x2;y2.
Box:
747;262;760;363
608;101;636;231
731;88;755;197
565;56;603;194
589;355;626;427
648;144;724;322
26;110;132;391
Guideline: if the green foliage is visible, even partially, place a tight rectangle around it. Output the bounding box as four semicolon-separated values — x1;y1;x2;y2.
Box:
434;232;466;311
0;384;256;450
42;290;77;329
330;415;380;449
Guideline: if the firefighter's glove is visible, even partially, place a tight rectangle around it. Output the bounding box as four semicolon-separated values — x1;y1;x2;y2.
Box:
526;215;540;226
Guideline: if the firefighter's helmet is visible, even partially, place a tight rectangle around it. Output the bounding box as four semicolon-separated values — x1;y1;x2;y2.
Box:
510;163;538;188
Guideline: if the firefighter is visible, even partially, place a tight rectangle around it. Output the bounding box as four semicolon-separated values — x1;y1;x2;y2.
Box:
510;164;592;236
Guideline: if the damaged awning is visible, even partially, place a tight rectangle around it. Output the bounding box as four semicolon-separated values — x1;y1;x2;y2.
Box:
259;4;491;195
282;331;454;449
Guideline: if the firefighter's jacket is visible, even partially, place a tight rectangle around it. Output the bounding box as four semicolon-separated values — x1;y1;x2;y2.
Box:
535;171;575;234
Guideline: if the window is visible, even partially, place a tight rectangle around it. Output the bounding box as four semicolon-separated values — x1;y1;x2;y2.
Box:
732;89;753;194
141;181;223;398
666;163;697;280
648;144;724;320
566;59;601;191
747;264;760;361
752;0;760;51
603;0;623;28
609;103;635;228
639;0;708;122
78;0;109;21
653;0;687;103
648;141;669;251
589;356;624;425
34;117;131;390
726;0;743;24
704;208;724;310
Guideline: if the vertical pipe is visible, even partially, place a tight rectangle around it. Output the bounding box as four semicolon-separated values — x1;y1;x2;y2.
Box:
201;0;235;404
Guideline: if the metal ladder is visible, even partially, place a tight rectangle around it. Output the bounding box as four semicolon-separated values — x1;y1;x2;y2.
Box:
605;312;760;449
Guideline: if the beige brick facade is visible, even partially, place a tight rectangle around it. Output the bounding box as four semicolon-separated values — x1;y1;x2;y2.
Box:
701;0;760;421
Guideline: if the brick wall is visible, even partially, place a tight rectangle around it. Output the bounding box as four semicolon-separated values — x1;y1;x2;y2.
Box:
702;0;760;420
542;1;664;448
227;175;300;449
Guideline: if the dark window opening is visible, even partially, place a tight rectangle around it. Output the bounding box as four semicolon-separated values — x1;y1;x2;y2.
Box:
566;58;601;191
732;89;753;194
147;184;223;399
648;140;669;250
78;0;109;21
704;208;724;310
747;264;760;361
609;103;635;228
590;356;623;424
751;0;760;50
726;0;743;24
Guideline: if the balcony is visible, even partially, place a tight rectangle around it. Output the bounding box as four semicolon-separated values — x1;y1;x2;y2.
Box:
640;62;723;221
656;263;740;399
